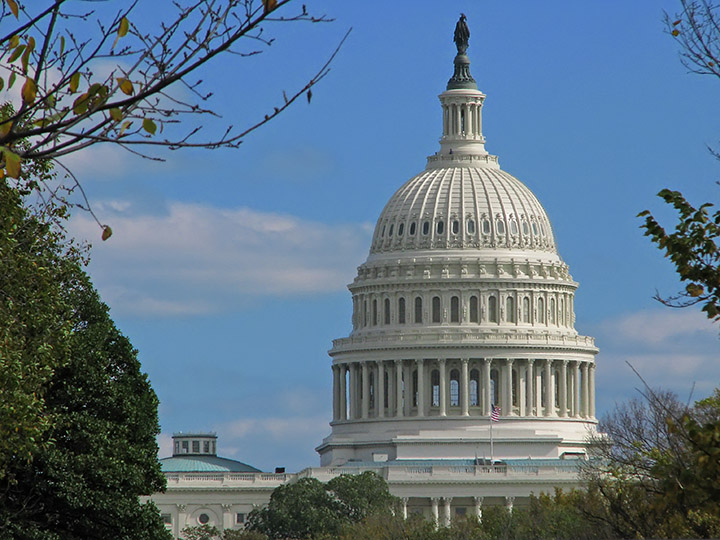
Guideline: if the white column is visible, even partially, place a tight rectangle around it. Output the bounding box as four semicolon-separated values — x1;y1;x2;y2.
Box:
431;497;440;527
505;496;515;513
401;498;409;520
589;363;596;418
559;360;568;417
482;358;491;416
544;359;554;417
474;496;483;521
526;359;535;416
518;361;526;417
332;365;340;421
573;361;581;418
505;359;514;415
176;505;187;540
361;362;369;419
442;497;452;527
348;363;356;419
439;359;447;417
339;365;347;420
403;362;412;416
222;504;233;530
417;359;425;417
461;358;469;416
395;360;403;418
377;361;385;418
581;362;589;418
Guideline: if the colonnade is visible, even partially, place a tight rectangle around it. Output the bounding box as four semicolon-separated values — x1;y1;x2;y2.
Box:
442;100;483;138
398;496;514;527
331;358;595;422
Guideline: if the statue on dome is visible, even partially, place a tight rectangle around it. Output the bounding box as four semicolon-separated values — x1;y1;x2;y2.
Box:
453;14;470;54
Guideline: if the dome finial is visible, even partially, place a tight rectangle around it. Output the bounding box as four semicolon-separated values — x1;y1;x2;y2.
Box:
448;14;477;90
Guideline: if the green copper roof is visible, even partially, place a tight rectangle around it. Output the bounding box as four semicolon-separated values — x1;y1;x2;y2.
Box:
160;455;261;473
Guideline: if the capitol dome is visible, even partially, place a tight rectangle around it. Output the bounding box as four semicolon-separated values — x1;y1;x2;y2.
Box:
317;18;598;468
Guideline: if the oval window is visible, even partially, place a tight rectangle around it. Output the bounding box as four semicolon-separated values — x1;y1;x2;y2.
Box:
510;221;518;235
522;221;529;235
482;219;491;234
496;220;505;235
467;220;475;234
452;220;459;234
409;222;416;235
540;223;546;236
398;223;404;236
532;222;538;235
198;514;210;525
381;225;386;237
388;224;394;236
436;220;444;234
422;221;430;235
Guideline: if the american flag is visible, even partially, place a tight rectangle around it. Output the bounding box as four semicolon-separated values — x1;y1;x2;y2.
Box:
491;404;500;422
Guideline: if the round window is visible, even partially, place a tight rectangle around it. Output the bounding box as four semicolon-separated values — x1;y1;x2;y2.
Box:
198;513;210;525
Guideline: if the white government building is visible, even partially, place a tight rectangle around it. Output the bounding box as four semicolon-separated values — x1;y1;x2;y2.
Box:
149;18;600;538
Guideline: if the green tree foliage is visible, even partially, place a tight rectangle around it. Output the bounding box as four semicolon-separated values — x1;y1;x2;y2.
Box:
638;189;720;321
246;472;397;540
0;183;169;539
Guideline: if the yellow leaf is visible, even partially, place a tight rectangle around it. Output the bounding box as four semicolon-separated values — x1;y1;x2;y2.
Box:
8;44;25;63
60;36;65;55
0;78;4;92
3;149;21;178
21;78;36;104
101;225;113;241
117;77;134;96
6;0;18;18
8;72;15;89
119;120;132;136
109;108;122;121
263;0;277;14
69;72;80;93
0;121;12;138
118;17;129;38
142;118;157;135
671;29;680;36
72;93;89;115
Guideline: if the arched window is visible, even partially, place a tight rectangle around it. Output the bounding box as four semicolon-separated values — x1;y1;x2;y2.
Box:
450;296;460;323
432;296;441;323
363;300;368;327
470;295;479;323
488;296;498;323
550;298;556;325
470;369;480;406
522;297;530;323
506;296;515;323
372;299;378;326
431;369;440;407
436;220;445;235
414;297;423;324
450;369;460;406
559;298;565;325
490;368;499;406
398;297;406;324
538;297;545;324
384;298;391;325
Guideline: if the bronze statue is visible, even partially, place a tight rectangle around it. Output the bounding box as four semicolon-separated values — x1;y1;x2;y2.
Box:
453;13;470;54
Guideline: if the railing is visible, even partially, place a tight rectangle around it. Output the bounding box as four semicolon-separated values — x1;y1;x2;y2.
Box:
164;472;291;485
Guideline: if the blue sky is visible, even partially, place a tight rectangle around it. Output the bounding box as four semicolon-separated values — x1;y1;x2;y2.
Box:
55;1;720;472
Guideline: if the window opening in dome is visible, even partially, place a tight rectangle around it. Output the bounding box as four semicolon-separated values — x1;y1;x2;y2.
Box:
436;220;444;235
452;220;459;234
398;223;404;236
470;369;480;406
372;299;378;326
522;297;530;323
450;296;459;323
506;297;515;323
384;298;391;325
470;296;479;323
482;219;490;234
467;220;475;234
409;222;416;235
550;298;556;325
512;369;519;407
460;107;465;134
398;297;406;324
540;370;547;408
363;301;368;327
538;297;545;324
560;298;565;326
496;220;505;235
488;296;497;323
388;224;394;237
522;221;529;235
414;297;423;323
369;372;375;410
554;371;560;407
431;370;440;407
450;369;460;406
432;296;441;323
412;369;419;407
532;222;538;235
510;220;518;235
422;221;430;235
540;223;546;236
491;369;499;406
381;225;386;237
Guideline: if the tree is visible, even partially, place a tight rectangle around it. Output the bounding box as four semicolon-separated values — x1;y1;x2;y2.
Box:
246;472;397;540
0;0;346;230
0;183;170;539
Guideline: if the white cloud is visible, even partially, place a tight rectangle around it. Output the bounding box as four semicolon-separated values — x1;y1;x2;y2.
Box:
70;201;371;317
600;309;716;347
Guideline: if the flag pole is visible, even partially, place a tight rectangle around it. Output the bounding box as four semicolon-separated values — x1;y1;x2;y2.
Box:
490;406;494;463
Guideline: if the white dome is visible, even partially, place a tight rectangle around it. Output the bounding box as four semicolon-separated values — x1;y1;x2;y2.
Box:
371;166;556;255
